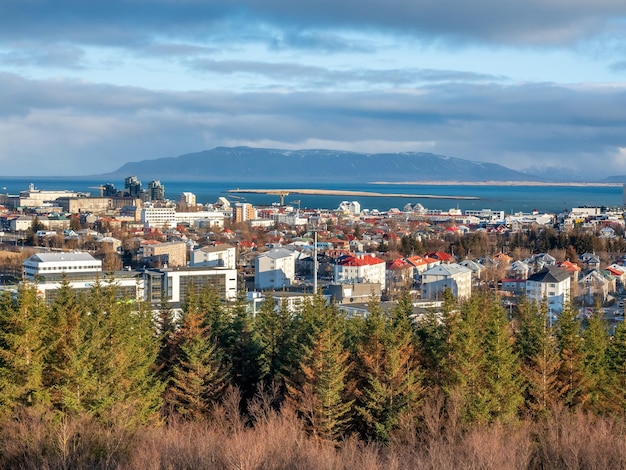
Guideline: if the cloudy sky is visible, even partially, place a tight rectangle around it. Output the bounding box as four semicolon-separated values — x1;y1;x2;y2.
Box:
1;0;626;178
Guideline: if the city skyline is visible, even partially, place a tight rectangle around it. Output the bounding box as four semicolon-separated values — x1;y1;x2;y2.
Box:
0;1;625;177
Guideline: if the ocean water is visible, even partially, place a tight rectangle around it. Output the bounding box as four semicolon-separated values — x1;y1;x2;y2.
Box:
0;177;623;214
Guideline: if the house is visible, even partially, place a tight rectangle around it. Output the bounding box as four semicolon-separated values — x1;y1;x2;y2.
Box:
141;240;187;267
190;244;237;269
508;260;530;279
421;263;472;300
580;253;601;270
501;278;526;296
525;266;571;314
459;259;485;280
386;258;415;294
254;247;297;290
333;254;386;290
577;270;615;304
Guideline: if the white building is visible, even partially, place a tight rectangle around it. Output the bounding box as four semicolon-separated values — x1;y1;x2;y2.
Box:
190;244;237;269
178;192;197;207
23;252;102;280
333;254;386;290
336;201;361;216
254;248;297;290
421;263;472;300
141;206;177;229
525;266;571;314
175;210;226;229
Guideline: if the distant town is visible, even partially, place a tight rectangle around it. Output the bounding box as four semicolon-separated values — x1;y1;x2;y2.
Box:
1;176;626;325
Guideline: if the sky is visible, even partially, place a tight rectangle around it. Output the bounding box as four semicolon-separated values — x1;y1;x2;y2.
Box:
1;0;626;179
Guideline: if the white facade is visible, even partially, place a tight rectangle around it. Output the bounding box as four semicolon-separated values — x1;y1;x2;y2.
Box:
164;267;238;302
175;210;226;229
525;267;571;314
421;263;472;300
333;254;386;290
190;245;237;269
23;252;102;280
254;248;297;290
141;206;177;229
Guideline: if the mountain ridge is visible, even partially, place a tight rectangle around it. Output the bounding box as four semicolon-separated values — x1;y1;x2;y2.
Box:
102;146;543;183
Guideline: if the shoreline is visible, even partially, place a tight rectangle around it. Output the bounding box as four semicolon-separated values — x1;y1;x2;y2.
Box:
227;189;480;200
370;181;624;187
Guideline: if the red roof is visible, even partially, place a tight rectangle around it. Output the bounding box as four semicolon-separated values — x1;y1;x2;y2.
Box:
339;254;385;267
425;252;455;262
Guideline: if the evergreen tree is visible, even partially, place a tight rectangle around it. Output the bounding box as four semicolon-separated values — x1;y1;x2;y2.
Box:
482;296;523;422
167;297;228;420
444;294;490;425
0;286;48;415
60;281;163;425
582;301;611;412
556;303;590;409
607;320;626;413
516;300;561;417
352;296;422;442
256;296;297;389
224;291;264;400
287;300;353;441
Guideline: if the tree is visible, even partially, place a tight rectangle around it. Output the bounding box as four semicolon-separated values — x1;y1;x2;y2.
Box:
166;296;228;420
352;296;422;442
606;320;626;413
287;300;353;441
256;296;297;390
0;286;49;415
556;303;590;409
582;300;611;412
516;299;561;417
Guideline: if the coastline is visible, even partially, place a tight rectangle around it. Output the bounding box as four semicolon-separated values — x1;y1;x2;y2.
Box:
227;188;480;200
370;181;624;187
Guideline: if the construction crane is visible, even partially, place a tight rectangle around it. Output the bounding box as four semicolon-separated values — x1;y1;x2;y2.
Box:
88;185;106;197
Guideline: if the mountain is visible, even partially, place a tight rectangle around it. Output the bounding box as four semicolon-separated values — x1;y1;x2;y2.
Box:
104;146;542;183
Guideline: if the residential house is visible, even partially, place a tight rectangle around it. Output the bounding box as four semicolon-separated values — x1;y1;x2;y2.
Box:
190;244;237;269
333;254;386;290
525;266;571;314
254;247;297;290
421;263;472;300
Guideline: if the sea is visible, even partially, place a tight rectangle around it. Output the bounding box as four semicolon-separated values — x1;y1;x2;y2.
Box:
0;177;624;215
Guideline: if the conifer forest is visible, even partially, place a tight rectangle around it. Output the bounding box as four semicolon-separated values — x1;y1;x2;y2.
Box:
0;282;625;469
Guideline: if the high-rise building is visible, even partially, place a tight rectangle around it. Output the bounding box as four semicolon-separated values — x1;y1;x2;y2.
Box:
234;202;255;223
124;176;142;197
149;180;165;201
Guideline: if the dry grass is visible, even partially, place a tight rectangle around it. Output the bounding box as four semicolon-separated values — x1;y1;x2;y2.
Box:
0;399;625;470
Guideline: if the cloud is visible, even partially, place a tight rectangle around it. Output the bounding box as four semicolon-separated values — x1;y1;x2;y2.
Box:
0;73;624;178
0;0;624;49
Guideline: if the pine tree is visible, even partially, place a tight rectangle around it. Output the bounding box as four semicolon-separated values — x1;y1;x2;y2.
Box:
59;281;163;425
516;300;561;417
556;303;590;409
0;286;49;415
287;300;353;441
167;298;228;420
224;291;264;400
256;296;297;389
582;301;611;412
607;320;626;413
482;296;523;422
352;296;422;442
444;294;490;425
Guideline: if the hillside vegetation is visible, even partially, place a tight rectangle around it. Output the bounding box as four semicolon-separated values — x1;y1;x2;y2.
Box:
0;283;625;468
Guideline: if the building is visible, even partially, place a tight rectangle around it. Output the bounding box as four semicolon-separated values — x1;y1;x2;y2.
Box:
143;266;237;305
23;252;102;280
254;248;297;290
175;210;226;229
6;183;83;210
525;266;571;314
141;206;177;229
234;203;256;223
148;180;165;201
57;196;112;214
421;263;472;300
333;254;386;290
190;244;237;269
23;251;236;305
141;240;188;267
125;176;143;197
178;192;197;207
